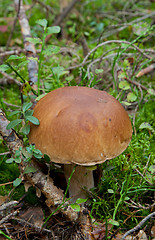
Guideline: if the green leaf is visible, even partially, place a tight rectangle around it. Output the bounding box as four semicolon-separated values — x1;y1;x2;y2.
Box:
22;147;32;158
6;158;14;163
0;64;10;72
36;19;48;28
70;203;81;212
35;93;47;101
127;92;137;102
108;189;114;194
15;157;21;163
17;60;29;68
42;45;60;55
21;124;30;135
24;165;37;174
121;101;131;106
22;102;33;113
96;22;104;32
13;178;22;187
8;55;24;60
119;80;130;90
15;150;21;157
95;69;103;74
26;37;42;44
44;154;51;163
47;26;61;34
33;150;43;159
108;219;119;226
125;196;130;200
148;165;155;174
26;145;34;154
147;88;155;96
139;122;154;132
52;66;66;77
26;116;40;125
24;109;34;117
9;110;21;117
76;198;87;204
6;119;22;129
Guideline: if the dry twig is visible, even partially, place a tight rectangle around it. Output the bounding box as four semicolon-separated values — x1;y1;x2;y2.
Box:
0;210;18;225
121;211;155;240
0;201;18;212
0;71;22;86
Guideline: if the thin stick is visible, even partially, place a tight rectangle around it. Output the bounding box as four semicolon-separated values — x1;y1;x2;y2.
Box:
134;168;153;186
0;201;18;212
0;70;22;87
0;182;13;187
0;211;18;225
125;78;148;91
121;211;155;240
0;151;10;156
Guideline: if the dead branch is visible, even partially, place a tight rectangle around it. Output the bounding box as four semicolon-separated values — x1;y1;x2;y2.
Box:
0;210;18;225
125;77;148;91
121;211;155;240
134;168;153;186
0;71;22;86
14;0;38;85
0;201;18;213
136;64;155;78
0;181;13;187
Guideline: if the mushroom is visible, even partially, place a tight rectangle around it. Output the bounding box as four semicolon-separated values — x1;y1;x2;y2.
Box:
29;86;132;202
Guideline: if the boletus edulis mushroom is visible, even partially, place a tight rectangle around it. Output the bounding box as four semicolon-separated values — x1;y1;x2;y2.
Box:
29;86;132;203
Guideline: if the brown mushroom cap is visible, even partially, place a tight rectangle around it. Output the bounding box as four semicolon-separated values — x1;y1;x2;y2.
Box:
29;86;132;165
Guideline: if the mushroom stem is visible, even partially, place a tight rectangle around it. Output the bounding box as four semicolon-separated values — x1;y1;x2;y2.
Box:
64;164;94;203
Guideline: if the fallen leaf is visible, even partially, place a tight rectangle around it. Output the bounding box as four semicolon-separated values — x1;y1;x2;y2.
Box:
24;181;32;192
136;64;155;78
137;230;148;240
151;225;155;238
0;195;8;205
19;207;44;229
91;220;113;239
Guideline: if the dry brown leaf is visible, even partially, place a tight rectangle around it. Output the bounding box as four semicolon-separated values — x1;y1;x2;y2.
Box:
19;206;44;229
136;64;155;78
137;230;148;240
151;225;155;238
0;195;8;206
24;181;32;192
36;187;41;198
91;220;113;239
